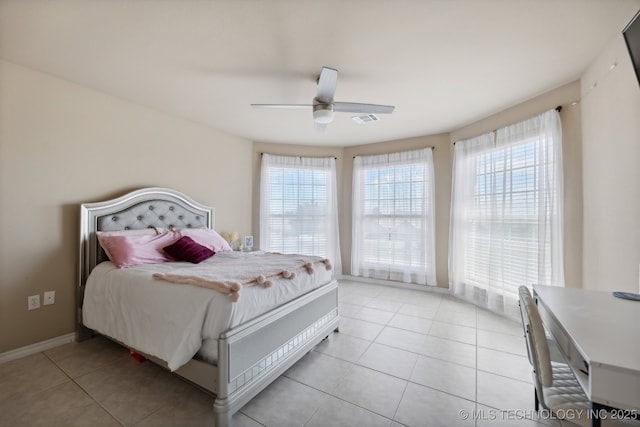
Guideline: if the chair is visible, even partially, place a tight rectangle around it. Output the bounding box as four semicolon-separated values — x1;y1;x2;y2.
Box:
518;288;567;364
517;287;583;405
518;286;593;426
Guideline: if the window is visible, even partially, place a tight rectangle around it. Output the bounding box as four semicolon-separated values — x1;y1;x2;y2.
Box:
351;148;436;286
449;109;564;312
260;154;341;273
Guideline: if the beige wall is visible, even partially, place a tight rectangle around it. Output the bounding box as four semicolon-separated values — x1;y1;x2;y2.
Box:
451;82;584;289
581;32;640;292
0;60;254;353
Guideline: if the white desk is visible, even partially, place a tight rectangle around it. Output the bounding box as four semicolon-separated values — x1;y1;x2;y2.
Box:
533;285;640;412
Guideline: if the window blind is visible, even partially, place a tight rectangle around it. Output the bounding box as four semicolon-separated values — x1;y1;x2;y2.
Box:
260;154;341;274
351;148;436;286
449;109;564;314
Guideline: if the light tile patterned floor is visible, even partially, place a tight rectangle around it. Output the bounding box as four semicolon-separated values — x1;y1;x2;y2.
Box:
0;280;576;426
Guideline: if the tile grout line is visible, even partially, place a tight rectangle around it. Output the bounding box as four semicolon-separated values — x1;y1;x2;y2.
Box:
284;374;397;424
42;350;126;426
320;317;485;417
330;321;526;383
475;306;479;427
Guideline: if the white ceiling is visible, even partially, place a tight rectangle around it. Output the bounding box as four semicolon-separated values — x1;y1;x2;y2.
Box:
1;0;639;146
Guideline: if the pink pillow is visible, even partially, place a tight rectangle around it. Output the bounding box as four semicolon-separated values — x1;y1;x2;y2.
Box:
97;230;180;268
96;229;162;261
176;228;232;252
163;236;215;263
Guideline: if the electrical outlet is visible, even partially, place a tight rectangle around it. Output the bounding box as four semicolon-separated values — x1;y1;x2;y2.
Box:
28;295;40;310
44;291;55;305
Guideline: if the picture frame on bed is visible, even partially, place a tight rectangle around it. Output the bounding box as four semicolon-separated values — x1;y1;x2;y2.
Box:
244;235;254;251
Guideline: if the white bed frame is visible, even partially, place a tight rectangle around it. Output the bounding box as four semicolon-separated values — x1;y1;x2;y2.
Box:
77;187;339;426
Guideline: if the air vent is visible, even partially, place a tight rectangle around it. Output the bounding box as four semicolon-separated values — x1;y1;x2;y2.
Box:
352;114;380;124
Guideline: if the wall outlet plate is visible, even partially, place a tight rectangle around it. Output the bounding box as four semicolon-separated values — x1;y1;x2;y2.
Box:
28;295;40;310
44;291;55;305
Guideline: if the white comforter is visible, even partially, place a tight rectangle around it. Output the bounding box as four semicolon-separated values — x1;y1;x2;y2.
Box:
82;251;332;371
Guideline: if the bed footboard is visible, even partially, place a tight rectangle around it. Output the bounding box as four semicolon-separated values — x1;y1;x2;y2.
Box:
214;280;339;427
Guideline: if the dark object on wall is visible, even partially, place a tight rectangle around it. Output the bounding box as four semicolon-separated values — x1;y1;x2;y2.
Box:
623;9;640;87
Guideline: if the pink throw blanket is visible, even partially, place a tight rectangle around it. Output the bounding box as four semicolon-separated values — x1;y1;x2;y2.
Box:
153;251;332;301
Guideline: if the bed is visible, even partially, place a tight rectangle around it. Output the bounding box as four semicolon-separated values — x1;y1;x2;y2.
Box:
77;187;339;426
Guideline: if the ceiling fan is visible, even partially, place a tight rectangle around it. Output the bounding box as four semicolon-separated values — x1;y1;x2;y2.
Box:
251;67;395;132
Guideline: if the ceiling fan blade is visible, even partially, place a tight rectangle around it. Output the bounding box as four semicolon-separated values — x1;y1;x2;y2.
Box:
251;104;312;109
333;102;395;114
316;67;338;103
314;122;328;132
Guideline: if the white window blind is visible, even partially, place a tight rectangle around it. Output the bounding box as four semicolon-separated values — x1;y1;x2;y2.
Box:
351;148;436;286
260;154;341;274
449;109;564;314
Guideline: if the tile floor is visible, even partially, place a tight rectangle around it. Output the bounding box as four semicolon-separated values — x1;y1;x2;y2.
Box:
0;280;621;426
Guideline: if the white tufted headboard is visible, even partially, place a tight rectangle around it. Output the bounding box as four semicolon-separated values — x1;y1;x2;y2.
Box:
77;187;214;338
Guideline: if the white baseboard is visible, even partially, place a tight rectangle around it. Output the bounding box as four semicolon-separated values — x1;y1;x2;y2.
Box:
0;333;76;364
339;274;451;294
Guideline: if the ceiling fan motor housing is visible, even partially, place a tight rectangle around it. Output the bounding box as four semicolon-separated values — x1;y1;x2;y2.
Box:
313;103;334;124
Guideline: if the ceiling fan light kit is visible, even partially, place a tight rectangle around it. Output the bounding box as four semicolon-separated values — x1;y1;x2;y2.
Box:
251;66;395;132
313;102;334;124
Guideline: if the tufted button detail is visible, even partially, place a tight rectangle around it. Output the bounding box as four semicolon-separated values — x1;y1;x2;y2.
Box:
112;216;118;221
168;225;174;230
178;215;183;220
169;206;174;211
137;216;142;220
159;215;164;220
187;224;192;228
124;226;130;230
195;215;200;220
149;206;154;211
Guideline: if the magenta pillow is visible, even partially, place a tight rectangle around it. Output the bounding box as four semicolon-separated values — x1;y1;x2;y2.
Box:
176;228;233;252
163;236;215;263
97;230;180;268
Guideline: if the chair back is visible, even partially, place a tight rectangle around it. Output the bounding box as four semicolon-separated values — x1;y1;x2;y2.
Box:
518;286;553;388
518;286;534;367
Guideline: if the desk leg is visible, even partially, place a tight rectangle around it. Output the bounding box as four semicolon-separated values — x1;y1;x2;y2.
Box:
591;404;601;427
